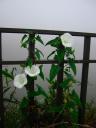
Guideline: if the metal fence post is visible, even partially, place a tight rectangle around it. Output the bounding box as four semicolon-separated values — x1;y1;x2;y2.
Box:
56;62;64;105
78;36;91;125
0;33;4;128
26;33;40;128
28;34;35;99
56;45;64;105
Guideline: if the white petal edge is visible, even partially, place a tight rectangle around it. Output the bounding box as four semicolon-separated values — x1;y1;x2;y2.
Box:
14;74;27;89
25;65;40;77
61;33;73;47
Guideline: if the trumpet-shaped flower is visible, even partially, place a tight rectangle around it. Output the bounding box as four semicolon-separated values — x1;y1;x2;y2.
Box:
60;33;73;47
25;65;40;77
14;74;27;89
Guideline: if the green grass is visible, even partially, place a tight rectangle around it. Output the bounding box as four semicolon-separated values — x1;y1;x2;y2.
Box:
4;104;22;128
85;100;96;127
4;101;96;128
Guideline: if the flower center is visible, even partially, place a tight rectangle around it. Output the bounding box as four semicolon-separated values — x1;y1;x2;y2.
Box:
19;76;25;84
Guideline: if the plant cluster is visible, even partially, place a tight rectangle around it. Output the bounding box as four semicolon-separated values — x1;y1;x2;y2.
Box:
1;33;81;128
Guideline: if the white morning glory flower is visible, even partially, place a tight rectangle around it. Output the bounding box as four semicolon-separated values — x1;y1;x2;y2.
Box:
60;33;73;47
25;65;40;77
14;74;27;89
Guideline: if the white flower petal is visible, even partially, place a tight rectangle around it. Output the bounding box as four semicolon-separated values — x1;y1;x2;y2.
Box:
14;74;27;89
25;65;40;77
60;33;73;47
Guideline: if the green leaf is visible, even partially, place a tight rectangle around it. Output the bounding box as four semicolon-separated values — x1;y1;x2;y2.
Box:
46;78;53;84
20;97;29;109
36;84;48;98
68;58;76;75
46;78;57;89
28;85;48;98
38;49;44;57
56;49;65;62
64;71;76;83
11;67;17;76
25;58;33;68
35;48;44;60
50;64;60;81
60;78;71;89
39;65;44;80
35;49;40;60
64;100;75;109
66;47;75;60
28;91;40;99
21;34;29;48
36;35;44;45
70;109;78;123
71;90;81;106
46;37;61;48
0;69;14;79
49;87;56;97
21;42;28;48
54;54;58;61
21;34;27;42
47;50;56;60
66;47;75;54
29;33;35;43
48;105;63;112
64;71;72;78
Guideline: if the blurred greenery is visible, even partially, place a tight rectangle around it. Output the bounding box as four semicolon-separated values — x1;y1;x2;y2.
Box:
85;100;96;127
4;104;22;128
4;101;96;128
3;34;96;128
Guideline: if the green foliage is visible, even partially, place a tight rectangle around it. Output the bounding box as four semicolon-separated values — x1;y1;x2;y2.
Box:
66;47;75;58
68;58;77;75
3;33;81;127
70;109;78;125
0;69;14;79
39;65;44;80
35;48;44;60
49;64;60;81
5;104;22;128
45;34;80;126
28;91;40;98
21;33;44;48
20;97;29;110
27;85;48;100
60;78;73;89
47;50;56;60
56;49;65;62
71;90;81;106
85;100;96;126
21;34;29;48
46;37;61;48
47;105;64;113
36;84;48;98
35;49;40;60
25;58;33;68
2;67;18;104
35;35;44;45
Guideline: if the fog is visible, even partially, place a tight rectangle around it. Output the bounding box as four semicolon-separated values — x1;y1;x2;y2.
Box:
0;0;96;103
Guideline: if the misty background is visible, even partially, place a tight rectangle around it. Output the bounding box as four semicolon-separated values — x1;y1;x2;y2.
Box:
0;0;96;103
